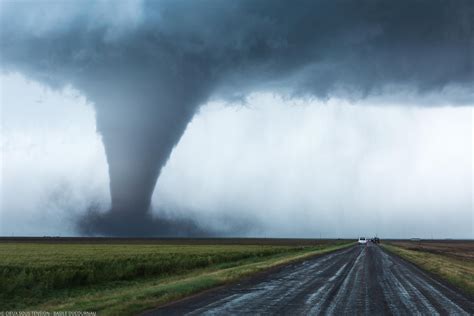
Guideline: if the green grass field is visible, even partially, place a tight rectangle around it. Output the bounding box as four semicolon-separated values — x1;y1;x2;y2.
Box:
0;239;351;315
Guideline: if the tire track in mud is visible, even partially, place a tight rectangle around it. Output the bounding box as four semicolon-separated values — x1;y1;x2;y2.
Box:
145;244;474;315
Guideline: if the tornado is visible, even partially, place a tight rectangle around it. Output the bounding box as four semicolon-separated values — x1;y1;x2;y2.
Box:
1;0;472;236
76;62;212;235
81;95;201;235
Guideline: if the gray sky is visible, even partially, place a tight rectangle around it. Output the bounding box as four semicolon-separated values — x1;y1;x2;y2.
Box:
0;0;473;238
1;73;472;238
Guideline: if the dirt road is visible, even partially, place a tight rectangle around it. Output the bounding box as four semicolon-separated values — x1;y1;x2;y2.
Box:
145;243;473;315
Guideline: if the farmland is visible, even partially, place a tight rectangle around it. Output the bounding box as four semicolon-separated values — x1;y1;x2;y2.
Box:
0;238;351;315
383;240;474;296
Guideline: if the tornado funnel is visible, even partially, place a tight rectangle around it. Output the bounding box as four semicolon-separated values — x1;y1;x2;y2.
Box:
78;77;208;235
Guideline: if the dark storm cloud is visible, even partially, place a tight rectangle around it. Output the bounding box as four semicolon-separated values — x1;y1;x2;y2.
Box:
1;0;472;236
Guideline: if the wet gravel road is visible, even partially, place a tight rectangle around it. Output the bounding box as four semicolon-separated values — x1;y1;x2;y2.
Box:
146;243;473;315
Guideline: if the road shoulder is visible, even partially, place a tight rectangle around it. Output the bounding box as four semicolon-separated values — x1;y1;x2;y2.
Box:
381;243;474;300
139;243;355;315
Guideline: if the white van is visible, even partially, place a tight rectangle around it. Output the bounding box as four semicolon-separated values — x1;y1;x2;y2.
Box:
358;237;367;245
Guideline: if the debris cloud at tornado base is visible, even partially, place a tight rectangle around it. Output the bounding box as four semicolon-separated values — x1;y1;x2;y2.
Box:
1;0;472;236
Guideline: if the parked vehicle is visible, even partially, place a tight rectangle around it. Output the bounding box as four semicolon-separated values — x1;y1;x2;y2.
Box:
358;237;367;245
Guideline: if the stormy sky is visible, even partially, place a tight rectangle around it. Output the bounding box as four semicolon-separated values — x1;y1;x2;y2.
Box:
0;0;473;238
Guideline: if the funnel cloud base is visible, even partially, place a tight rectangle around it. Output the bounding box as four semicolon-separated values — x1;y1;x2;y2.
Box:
77;208;213;237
